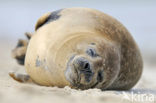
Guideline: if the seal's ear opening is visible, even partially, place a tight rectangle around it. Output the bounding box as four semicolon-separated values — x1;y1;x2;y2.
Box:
35;12;51;31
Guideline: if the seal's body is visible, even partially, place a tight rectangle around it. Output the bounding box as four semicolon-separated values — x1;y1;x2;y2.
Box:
11;8;143;90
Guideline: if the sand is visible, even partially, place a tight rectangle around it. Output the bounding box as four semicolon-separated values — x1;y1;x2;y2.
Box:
0;39;156;103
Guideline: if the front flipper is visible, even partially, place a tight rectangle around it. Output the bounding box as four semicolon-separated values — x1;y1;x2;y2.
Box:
9;71;32;83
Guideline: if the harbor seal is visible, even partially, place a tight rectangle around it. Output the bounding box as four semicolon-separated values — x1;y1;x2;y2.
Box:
10;7;143;90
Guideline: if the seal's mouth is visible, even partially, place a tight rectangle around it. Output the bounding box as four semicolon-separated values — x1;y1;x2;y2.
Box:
73;57;93;82
72;69;103;89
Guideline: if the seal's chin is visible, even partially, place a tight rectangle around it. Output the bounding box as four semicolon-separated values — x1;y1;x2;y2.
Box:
65;55;98;89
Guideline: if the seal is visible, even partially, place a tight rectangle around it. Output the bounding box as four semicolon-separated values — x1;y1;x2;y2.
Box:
10;7;143;90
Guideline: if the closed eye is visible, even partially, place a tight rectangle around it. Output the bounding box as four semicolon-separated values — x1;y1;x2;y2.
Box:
86;48;98;57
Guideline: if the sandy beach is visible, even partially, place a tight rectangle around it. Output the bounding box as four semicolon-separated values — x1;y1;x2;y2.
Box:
0;39;155;103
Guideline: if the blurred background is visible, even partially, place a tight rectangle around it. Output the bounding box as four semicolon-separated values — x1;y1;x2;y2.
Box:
0;1;156;103
0;0;156;65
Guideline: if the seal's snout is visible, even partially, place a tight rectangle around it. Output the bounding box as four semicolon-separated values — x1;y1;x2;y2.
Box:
74;57;91;71
73;57;93;82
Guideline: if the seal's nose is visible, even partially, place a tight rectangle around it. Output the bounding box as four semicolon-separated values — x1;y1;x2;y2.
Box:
74;57;90;71
74;57;93;82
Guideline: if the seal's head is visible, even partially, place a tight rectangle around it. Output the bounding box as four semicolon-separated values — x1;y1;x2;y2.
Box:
65;41;121;90
65;44;103;89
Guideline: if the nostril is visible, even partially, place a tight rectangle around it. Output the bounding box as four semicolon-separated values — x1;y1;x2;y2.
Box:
75;57;90;70
84;62;90;69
